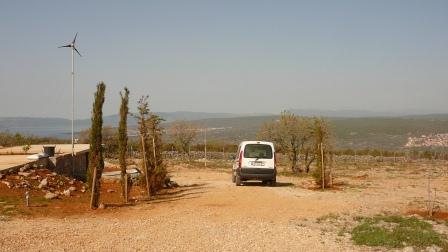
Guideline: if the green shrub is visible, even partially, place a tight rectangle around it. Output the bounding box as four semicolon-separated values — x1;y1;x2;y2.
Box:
352;216;447;249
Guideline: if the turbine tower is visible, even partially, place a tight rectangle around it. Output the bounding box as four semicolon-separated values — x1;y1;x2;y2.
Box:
59;33;82;175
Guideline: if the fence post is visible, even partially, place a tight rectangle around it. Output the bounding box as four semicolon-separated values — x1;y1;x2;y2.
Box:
124;173;128;203
321;142;325;190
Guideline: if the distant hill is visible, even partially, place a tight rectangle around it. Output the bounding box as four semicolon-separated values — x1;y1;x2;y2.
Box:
329;116;448;149
286;109;448;118
2;112;448;150
401;113;448;120
0;112;271;138
181;115;448;150
85;111;270;127
0;117;80;138
287;109;396;117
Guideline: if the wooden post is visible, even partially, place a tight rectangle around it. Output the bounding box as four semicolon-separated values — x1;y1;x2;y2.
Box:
90;166;97;209
427;167;432;217
124;173;128;203
141;135;150;199
25;191;29;207
329;152;333;187
321;142;325;190
152;137;157;170
204;128;207;167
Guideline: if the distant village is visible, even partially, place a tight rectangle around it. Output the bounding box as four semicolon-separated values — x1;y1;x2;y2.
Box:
405;133;448;148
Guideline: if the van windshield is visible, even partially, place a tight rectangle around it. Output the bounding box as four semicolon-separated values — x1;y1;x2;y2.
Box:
243;144;273;159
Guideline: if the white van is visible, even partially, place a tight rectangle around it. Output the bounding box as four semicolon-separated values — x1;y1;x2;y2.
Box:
232;141;276;186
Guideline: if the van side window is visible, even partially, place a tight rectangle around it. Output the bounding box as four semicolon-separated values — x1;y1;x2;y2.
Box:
235;146;241;160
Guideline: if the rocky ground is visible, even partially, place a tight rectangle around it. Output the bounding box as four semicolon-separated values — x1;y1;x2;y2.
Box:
1;160;448;251
0;164;85;201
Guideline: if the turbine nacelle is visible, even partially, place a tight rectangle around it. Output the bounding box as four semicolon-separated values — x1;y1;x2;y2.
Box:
58;33;82;56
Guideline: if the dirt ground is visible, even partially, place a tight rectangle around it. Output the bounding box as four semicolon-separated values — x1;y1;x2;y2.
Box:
1;160;448;251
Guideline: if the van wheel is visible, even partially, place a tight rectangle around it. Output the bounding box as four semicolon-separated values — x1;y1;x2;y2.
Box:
236;175;241;186
270;178;276;187
232;173;236;183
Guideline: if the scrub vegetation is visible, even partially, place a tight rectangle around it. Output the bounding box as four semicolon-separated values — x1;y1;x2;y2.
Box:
258;111;334;188
351;215;448;250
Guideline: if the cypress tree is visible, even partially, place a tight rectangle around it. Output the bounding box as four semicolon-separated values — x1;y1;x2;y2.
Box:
88;82;106;209
118;87;130;201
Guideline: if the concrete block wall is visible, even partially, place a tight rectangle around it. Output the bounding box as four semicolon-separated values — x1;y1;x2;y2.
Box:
48;152;89;181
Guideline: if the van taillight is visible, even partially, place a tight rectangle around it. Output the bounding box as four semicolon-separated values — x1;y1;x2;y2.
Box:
238;151;243;168
274;152;277;167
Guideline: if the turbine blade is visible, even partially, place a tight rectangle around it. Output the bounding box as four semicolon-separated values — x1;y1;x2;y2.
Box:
58;44;71;48
72;32;78;44
73;46;82;57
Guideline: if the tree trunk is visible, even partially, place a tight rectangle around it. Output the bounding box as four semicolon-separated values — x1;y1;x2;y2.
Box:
90;165;98;209
305;153;315;174
291;152;298;173
321;143;325;190
141;135;151;199
290;148;303;173
329;152;333;187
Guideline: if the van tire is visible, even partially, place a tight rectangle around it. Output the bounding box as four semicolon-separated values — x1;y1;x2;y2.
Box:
236;175;241;186
270;178;276;187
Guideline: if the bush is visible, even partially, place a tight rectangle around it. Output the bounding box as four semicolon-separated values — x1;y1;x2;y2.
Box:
0;131;67;147
352;215;448;249
312;169;331;188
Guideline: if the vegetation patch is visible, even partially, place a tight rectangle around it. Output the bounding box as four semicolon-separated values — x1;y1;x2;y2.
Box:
316;213;340;223
351;215;448;249
0;196;33;219
183;160;232;171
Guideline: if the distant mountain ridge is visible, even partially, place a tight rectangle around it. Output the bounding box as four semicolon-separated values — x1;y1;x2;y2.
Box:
1;110;448;150
287;109;448;118
183;114;448;149
90;111;271;127
0;111;271;138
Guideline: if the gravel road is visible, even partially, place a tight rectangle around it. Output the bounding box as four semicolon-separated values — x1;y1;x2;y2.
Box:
0;168;398;252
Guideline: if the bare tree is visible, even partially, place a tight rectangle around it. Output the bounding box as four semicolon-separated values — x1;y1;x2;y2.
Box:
170;121;198;156
147;114;167;193
313;117;333;189
132;95;169;198
134;95;152;199
258;111;313;173
303;141;316;173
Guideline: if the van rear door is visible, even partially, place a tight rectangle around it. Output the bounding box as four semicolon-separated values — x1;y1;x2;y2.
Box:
241;144;275;169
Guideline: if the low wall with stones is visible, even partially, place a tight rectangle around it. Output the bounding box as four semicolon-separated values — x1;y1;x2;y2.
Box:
48;151;89;181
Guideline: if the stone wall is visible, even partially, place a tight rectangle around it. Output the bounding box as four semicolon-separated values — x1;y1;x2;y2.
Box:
48;151;89;181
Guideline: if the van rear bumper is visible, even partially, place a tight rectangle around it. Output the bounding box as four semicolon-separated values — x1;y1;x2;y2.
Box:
238;167;276;181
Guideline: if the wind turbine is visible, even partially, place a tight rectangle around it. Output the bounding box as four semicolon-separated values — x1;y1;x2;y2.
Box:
59;33;82;175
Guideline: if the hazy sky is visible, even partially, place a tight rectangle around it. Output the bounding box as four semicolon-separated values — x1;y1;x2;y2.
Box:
1;0;447;118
